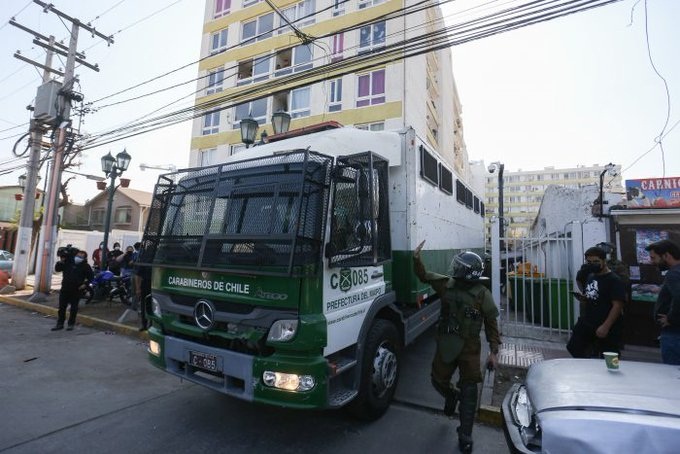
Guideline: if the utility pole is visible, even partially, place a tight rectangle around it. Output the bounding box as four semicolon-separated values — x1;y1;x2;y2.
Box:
10;0;114;299
11;36;55;290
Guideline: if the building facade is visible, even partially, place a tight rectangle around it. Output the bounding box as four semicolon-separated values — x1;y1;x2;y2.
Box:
482;163;624;239
190;0;473;179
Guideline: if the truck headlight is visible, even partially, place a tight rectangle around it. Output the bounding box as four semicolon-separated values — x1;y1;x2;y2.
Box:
148;340;161;357
268;319;298;342
151;297;162;317
262;371;315;392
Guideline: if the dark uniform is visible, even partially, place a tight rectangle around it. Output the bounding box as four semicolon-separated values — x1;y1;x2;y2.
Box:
54;252;94;330
414;252;501;453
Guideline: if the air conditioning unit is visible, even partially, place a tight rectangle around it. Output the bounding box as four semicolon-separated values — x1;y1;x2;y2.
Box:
34;80;63;124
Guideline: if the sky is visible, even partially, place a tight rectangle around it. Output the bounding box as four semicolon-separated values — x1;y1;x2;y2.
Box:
0;0;678;205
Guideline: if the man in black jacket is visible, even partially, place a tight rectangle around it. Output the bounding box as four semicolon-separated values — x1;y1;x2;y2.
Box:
52;247;94;331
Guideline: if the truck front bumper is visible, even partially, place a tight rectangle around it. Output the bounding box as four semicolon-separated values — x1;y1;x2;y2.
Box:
148;328;328;409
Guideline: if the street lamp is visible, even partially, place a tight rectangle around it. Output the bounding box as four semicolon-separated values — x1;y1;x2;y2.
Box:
240;115;258;148
271;110;291;135
100;149;131;270
18;173;41;198
598;162;617;218
488;161;505;243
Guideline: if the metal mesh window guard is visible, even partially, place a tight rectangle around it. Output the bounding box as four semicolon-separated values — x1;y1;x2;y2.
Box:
140;150;331;277
328;151;391;267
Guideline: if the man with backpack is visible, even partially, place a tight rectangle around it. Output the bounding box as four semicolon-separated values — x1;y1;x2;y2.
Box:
413;240;500;454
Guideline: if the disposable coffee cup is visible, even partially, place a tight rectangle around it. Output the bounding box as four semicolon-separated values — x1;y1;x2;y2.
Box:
603;352;619;371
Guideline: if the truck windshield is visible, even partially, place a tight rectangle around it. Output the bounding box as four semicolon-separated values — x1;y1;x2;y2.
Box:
143;150;332;277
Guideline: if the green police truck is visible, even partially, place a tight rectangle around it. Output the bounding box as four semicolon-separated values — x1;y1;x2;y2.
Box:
141;123;484;419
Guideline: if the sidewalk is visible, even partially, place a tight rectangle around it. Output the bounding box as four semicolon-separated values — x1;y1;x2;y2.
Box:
0;276;148;341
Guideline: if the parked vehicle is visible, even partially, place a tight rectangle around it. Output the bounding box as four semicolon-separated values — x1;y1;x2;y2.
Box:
140;124;485;419
0;249;14;278
84;270;130;305
502;358;680;453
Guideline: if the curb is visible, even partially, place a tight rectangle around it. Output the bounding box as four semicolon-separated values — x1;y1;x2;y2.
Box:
0;294;149;342
477;404;502;427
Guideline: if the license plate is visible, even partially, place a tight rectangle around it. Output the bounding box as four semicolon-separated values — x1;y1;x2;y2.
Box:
189;351;218;372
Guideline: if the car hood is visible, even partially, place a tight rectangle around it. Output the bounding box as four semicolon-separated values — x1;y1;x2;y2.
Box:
526;359;680;418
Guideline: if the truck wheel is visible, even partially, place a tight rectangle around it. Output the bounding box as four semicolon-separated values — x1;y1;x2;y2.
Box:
348;319;401;420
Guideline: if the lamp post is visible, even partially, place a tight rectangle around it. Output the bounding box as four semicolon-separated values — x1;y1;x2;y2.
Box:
488;161;505;245
100;149;131;270
271;110;291;135
598;162;617;218
239;115;258;148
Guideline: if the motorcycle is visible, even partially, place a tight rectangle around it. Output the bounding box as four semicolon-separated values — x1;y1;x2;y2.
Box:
83;270;131;305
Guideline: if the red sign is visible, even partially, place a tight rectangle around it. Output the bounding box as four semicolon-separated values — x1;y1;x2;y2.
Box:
626;178;680;208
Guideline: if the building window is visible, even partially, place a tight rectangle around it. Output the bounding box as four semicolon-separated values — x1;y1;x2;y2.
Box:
241;13;274;44
329;79;342;112
355;121;384;131
230;144;246;156
114;206;132;225
358;21;385;54
333;0;347;16
331;33;344;62
206;67;225;95
242;0;263;8
274;45;312;77
290;87;311;118
232;98;267;129
210;28;228;55
356;69;385;107
237;54;273;86
278;0;315;34
91;208;105;225
200;148;217;167
273;87;311;119
358;0;384;9
214;0;231;18
202;111;220;135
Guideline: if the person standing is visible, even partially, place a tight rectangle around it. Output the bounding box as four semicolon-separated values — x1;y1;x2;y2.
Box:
52;248;94;331
91;242;107;270
567;246;625;358
645;240;680;365
413;241;500;454
107;242;123;275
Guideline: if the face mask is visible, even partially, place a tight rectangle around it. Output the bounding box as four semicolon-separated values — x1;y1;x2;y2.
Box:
584;263;601;274
114;247;120;251
74;257;84;264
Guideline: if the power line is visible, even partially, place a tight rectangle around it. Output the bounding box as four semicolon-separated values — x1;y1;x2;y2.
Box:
83;0;620;145
79;0;620;150
643;0;671;178
621;116;680;174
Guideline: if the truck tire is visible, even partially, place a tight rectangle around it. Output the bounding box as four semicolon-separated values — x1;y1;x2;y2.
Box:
348;319;401;420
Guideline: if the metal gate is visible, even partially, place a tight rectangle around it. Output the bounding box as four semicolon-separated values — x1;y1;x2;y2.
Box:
489;220;585;342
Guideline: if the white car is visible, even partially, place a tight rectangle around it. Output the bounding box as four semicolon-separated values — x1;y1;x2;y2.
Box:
502;358;680;454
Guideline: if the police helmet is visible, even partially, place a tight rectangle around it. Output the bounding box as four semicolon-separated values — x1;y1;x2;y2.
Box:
450;251;484;280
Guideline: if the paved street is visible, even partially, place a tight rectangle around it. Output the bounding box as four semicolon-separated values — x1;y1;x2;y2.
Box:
0;303;508;454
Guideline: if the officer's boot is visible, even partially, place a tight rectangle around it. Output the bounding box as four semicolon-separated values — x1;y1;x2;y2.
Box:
431;377;459;417
456;382;478;453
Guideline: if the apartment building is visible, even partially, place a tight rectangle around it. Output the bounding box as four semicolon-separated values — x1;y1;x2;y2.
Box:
480;163;624;238
190;0;474;181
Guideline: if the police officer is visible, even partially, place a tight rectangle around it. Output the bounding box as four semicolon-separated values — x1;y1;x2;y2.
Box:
413;241;500;453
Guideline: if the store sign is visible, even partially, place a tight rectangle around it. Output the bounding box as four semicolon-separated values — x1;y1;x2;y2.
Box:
625;178;680;209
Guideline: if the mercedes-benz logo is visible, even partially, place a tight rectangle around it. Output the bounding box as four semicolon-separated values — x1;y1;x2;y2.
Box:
193;300;215;330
